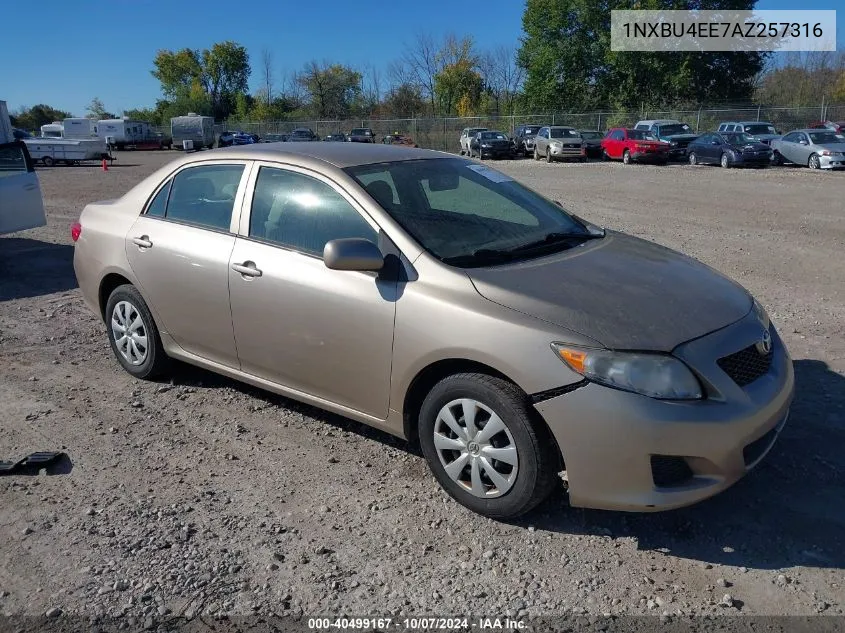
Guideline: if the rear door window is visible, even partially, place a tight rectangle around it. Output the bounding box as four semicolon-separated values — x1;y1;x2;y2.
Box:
164;164;245;231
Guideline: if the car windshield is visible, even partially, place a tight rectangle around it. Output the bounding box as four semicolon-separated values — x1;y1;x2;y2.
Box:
722;132;757;144
522;126;542;135
809;131;842;144
480;132;507;140
743;124;776;135
579;131;603;140
628;130;657;141
550;128;579;139
658;124;692;136
345;158;595;267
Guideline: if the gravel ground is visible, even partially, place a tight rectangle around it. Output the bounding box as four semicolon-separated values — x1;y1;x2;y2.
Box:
1;151;843;630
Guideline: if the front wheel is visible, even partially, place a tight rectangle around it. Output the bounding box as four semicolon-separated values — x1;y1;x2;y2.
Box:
808;154;821;170
688;152;698;166
533;146;539;161
546;148;553;163
418;373;560;519
721;152;731;168
771;151;783;166
105;285;169;379
622;150;631;165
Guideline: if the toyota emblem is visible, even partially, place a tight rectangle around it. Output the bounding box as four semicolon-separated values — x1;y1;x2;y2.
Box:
757;329;772;355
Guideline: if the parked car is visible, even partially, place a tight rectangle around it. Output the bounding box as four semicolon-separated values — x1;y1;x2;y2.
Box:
71;143;794;519
717;121;781;145
325;133;348;142
600;128;669;164
687;132;773;168
512;124;546;157
382;133;418;148
533;126;585;162
219;131;256;147
807;120;845;134
459;127;488;155
469;130;513;159
348;128;375;143
262;133;287;143
634;119;698;159
12;128;33;140
577;130;604;159
288;128;319;142
770;129;845;170
0;140;47;234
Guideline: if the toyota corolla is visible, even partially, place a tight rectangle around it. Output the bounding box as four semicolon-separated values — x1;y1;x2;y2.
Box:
72;144;793;519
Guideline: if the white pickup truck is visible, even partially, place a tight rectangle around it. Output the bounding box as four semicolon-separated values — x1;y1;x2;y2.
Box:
1;100;46;234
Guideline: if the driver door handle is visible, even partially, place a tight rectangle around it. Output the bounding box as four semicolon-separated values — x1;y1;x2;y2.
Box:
132;235;153;248
232;261;262;277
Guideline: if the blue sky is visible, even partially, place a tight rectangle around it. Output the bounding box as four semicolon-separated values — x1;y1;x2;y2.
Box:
1;0;841;117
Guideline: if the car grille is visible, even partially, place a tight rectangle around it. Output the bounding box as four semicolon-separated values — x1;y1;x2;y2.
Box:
650;456;694;488
564;143;580;148
743;427;778;466
717;344;773;387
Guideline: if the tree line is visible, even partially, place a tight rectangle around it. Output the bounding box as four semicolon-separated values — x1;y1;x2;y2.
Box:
10;0;845;131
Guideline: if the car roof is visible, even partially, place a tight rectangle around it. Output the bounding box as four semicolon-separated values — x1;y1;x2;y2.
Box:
191;142;449;168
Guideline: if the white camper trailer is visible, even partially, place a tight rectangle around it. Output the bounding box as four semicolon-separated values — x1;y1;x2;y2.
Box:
23;137;111;166
40;122;64;138
0;100;47;234
97;117;169;149
171;113;215;150
62;117;98;138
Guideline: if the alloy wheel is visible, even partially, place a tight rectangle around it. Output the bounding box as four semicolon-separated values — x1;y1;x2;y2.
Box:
809;154;820;169
110;300;148;366
432;398;519;498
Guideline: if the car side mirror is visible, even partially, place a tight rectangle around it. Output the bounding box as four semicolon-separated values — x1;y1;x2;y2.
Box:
711;140;719;145
799;140;808;145
323;238;384;272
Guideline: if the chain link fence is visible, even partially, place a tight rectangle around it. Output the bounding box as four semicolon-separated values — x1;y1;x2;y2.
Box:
152;103;845;152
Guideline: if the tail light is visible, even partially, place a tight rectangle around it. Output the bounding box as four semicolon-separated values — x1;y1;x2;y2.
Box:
71;222;82;242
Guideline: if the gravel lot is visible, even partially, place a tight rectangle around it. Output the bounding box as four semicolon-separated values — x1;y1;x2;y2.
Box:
1;151;843;630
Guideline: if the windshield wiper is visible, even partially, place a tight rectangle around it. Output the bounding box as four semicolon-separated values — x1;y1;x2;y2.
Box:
442;248;516;267
510;231;603;253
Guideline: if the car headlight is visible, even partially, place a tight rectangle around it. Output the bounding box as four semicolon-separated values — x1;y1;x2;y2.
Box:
671;141;678;146
551;344;703;400
481;143;490;148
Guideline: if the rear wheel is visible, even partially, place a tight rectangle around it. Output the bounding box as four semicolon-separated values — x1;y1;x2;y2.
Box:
418;373;560;519
602;149;610;161
42;156;54;167
808;154;821;170
105;284;169;380
771;151;783;166
622;150;631;165
688;152;698;166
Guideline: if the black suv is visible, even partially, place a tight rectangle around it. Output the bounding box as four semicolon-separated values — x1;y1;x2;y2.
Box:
512;124;547;157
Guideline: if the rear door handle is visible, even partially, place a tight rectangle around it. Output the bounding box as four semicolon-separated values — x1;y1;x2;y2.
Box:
132;235;153;248
231;261;262;277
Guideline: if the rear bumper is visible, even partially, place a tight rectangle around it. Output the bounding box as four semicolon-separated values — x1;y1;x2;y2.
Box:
534;312;794;512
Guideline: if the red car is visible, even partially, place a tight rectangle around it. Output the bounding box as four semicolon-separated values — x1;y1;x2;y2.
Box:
808;120;845;133
601;128;670;164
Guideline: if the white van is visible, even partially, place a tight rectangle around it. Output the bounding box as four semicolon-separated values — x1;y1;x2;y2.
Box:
1;100;46;235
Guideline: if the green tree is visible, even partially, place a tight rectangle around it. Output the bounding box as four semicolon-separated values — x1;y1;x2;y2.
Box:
123;107;160;125
383;83;426;117
152;41;250;119
298;62;362;119
86;97;115;120
518;0;766;111
434;60;483;116
10;104;72;131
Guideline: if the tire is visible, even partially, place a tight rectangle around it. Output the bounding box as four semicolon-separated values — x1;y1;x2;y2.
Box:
688;152;698;166
533;146;539;161
546;148;552;163
42;156;54;167
418;373;560;519
105;284;169;380
808;154;820;170
771;151;783;166
602;149;610;161
622;150;631;165
721;152;730;168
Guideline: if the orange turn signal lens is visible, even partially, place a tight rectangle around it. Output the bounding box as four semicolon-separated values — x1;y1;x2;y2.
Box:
557;348;588;373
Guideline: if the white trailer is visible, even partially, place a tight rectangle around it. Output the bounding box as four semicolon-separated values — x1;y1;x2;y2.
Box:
23;137;111;166
0;100;47;234
40;122;64;137
62;117;98;138
171;113;215;149
97;117;170;149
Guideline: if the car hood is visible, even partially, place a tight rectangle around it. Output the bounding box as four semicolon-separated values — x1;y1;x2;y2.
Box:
467;231;752;352
812;142;845;152
662;133;699;142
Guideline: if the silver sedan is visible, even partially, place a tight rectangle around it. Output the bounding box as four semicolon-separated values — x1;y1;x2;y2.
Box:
770;129;845;169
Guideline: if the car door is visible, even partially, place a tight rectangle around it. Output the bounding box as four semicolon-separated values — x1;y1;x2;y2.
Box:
535;127;548;155
125;161;250;368
696;134;715;163
794;132;814;164
0;141;46;235
227;162;398;419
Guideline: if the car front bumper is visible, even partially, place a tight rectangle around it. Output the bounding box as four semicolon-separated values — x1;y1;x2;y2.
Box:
820;155;845;169
733;153;774;166
549;146;584;159
667;146;689;158
534;310;794;512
